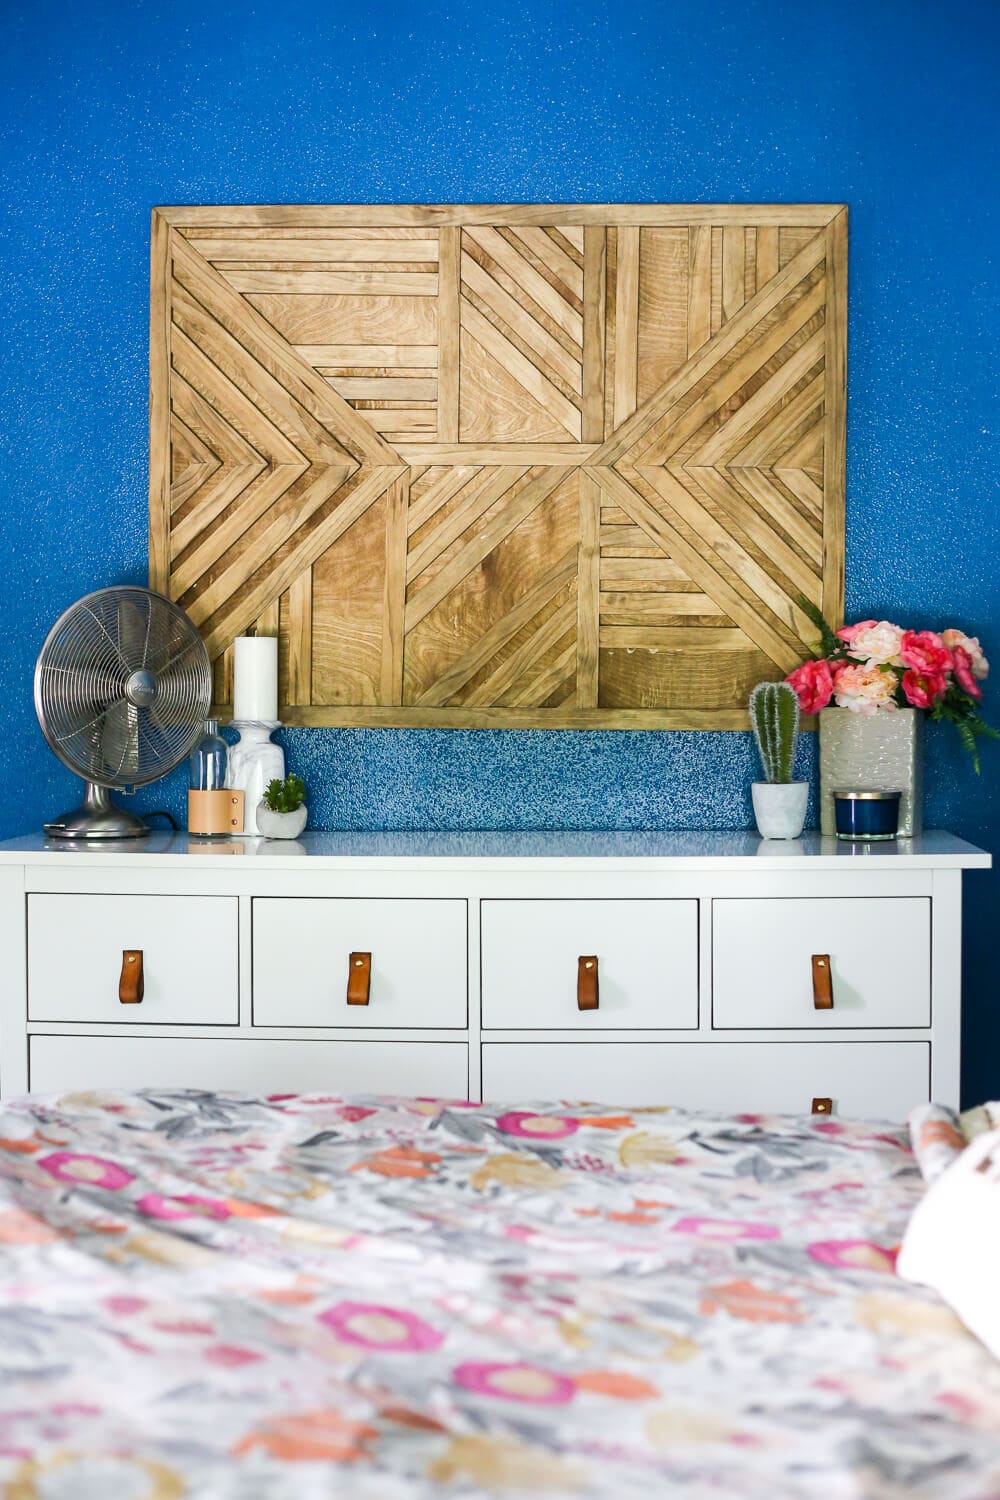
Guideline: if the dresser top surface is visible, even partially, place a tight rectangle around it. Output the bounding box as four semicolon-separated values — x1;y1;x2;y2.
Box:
0;829;989;870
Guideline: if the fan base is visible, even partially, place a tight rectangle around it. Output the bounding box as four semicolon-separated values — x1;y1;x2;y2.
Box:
44;783;150;841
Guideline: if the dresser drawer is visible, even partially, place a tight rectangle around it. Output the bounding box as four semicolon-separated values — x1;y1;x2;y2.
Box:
481;900;698;1029
252;898;467;1028
481;1041;930;1119
27;894;238;1025
29;1036;468;1097
712;898;931;1029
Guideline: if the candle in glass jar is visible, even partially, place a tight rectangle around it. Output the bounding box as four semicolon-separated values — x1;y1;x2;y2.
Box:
232;636;278;722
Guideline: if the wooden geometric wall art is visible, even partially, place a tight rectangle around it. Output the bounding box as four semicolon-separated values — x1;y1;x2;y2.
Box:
150;204;846;728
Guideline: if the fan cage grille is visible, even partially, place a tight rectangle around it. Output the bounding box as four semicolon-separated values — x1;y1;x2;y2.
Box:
34;587;212;787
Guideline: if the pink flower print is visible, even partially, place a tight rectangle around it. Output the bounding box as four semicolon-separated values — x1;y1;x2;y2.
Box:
104;1295;147;1316
495;1111;580;1140
136;1193;230;1220
204;1345;263;1367
672;1217;780;1241
38;1152;134;1190
453;1361;576;1405
318;1302;444;1352
336;1106;376;1123
807;1239;898;1273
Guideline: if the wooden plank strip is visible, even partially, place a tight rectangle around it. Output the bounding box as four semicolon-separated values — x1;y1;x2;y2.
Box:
327;377;437;401
506;640;576;708
577;470;600;705
405;467;565;632
728;369;825;467
436;226;461;442
710;226;723;336
510;226;585;299
255;599;280;636
592;465;799;670
286;569;312;705
775;417;824;476
170;233;400;463
406;466;528;584
756;226;780;288
200;464;405;657
823;208;847;624
395;443;595;465
461;299;583;438
722;464;823;567
462;252;582;391
380;473;408;705
592;232;827;465
171;462;268;561
279;703;760;728
162;204;844;228
744;226;757;301
464;597;576;708
613;226;640;426
687;224;712;355
406;466;481;536
722;225;746;322
686;466;821;600
582;227;606;442
172;463;306;596
222;271;438;295
170;367;270;471
601;557;691;587
599;626;747;650
295;344;438;367
774;465;825;519
195;237;439;262
149;211;172;591
417;550;577;707
628;465;803;667
464;226;583;343
689;326;826;465
600;592;726;621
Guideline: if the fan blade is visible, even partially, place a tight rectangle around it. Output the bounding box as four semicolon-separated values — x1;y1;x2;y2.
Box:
101;697;140;780
117;598;149;670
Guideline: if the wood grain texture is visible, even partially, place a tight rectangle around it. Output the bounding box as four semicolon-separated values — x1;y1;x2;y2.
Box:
151;205;847;727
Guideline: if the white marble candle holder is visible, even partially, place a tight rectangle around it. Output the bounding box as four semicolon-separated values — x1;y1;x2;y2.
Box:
225;721;285;836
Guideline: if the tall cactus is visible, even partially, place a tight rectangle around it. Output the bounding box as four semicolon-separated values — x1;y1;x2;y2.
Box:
749;681;800;784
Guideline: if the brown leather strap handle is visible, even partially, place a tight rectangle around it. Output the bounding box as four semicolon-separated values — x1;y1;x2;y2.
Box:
347;952;371;1006
812;1097;833;1116
812;954;833;1010
119;949;144;1004
577;955;599;1011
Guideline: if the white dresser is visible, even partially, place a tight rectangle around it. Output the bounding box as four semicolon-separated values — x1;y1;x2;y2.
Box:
0;831;988;1117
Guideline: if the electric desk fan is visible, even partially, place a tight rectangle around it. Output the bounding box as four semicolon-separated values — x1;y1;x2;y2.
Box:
34;586;211;839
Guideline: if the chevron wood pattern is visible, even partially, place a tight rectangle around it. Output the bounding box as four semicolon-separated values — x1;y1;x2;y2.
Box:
150;205;847;728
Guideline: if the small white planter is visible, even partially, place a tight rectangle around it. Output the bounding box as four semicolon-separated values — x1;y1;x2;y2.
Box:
751;782;808;840
255;803;308;840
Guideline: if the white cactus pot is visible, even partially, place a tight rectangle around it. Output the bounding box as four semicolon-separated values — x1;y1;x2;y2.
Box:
751;782;809;840
255;803;308;840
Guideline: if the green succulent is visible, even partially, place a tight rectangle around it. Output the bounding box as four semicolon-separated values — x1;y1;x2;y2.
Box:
749;681;800;784
262;773;306;813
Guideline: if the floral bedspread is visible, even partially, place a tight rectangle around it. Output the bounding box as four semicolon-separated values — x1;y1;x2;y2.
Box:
1;1090;998;1499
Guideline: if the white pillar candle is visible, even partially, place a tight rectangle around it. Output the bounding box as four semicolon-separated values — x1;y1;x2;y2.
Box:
232;635;278;722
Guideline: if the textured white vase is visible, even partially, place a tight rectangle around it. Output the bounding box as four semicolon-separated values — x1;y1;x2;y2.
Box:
226;722;284;836
256;803;308;840
819;707;923;837
752;782;809;840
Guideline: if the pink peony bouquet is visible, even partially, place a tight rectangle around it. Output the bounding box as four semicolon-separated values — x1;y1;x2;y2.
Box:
786;602;998;769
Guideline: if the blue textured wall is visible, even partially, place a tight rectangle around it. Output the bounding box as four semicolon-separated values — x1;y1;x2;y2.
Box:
2;0;998;1100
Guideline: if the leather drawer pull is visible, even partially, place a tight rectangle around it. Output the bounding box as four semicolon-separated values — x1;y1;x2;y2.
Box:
577;955;599;1011
347;952;371;1006
812;1097;833;1116
812;954;834;1010
119;949;144;1004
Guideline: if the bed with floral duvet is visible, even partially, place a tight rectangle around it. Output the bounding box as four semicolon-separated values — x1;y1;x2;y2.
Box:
0;1088;998;1499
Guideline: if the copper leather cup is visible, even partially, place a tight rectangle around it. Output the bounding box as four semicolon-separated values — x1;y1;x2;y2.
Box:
187;788;245;837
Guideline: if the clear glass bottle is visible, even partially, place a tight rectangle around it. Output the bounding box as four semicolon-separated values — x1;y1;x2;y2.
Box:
189;719;228;792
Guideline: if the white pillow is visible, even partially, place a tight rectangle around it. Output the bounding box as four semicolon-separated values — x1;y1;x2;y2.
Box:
898;1125;1000;1359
